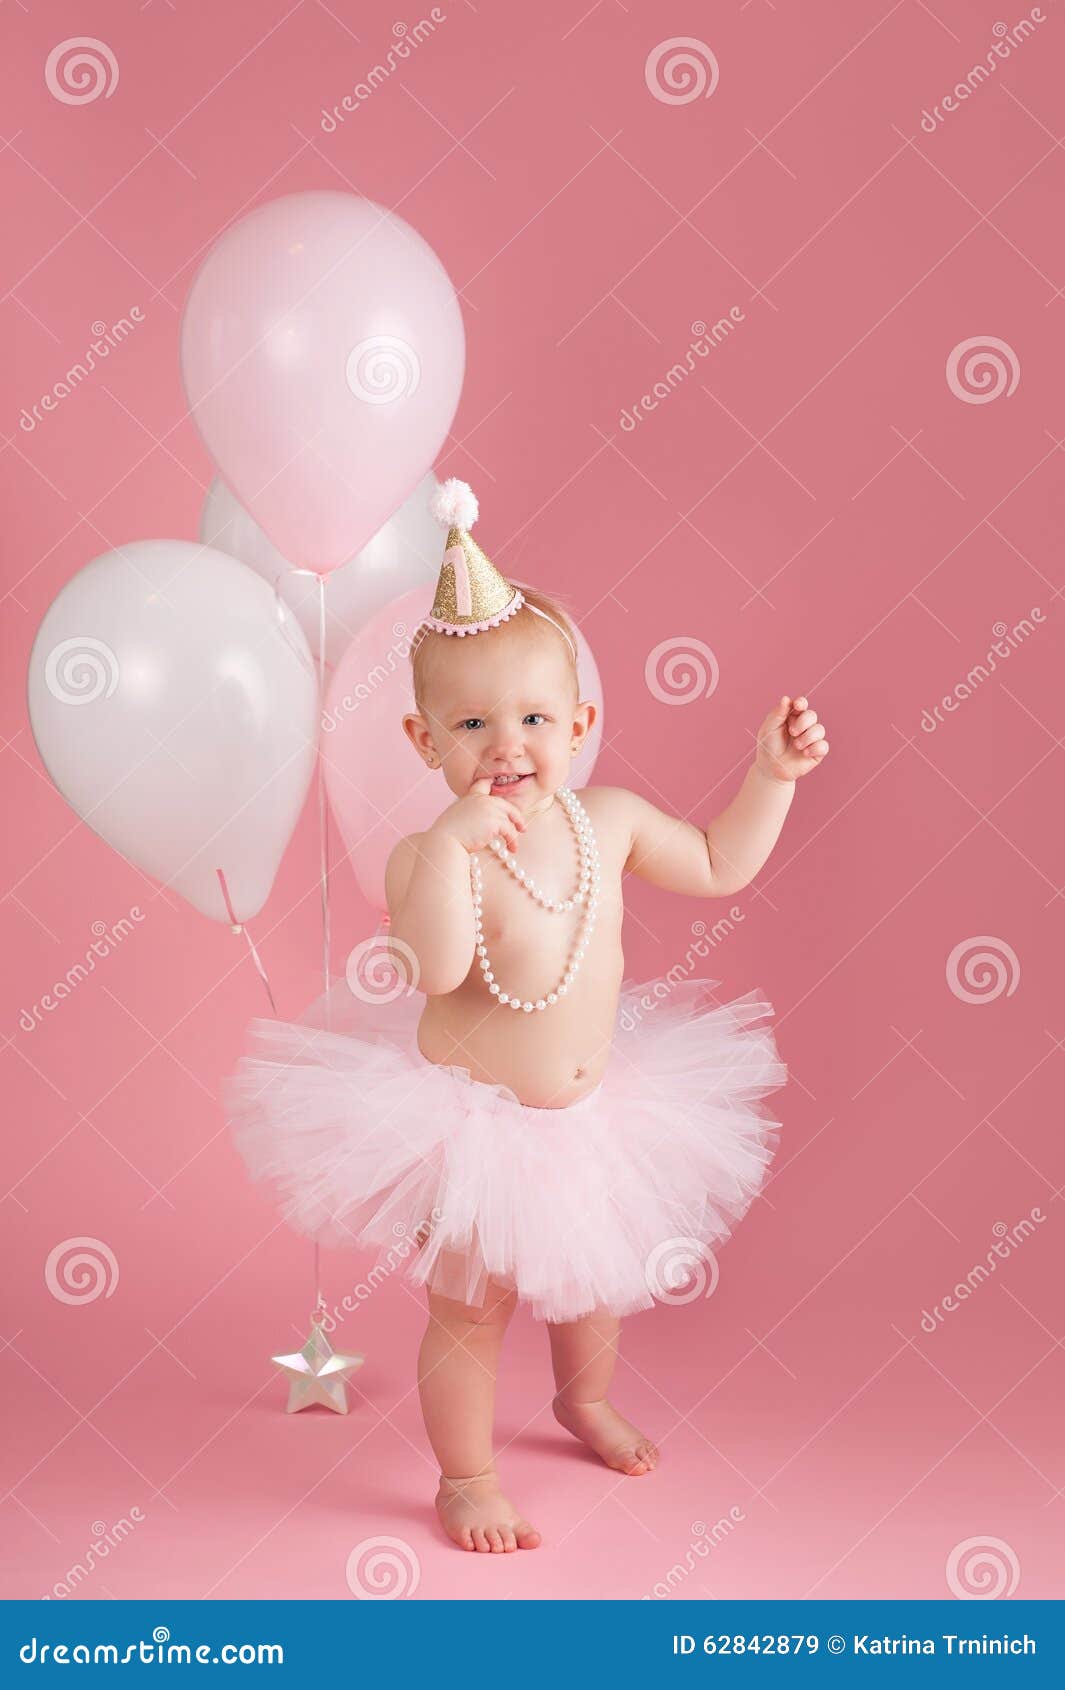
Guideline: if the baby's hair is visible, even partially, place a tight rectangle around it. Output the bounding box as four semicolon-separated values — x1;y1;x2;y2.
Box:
409;584;581;716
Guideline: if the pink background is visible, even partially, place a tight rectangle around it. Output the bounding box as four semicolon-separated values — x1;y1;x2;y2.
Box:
2;0;1062;1602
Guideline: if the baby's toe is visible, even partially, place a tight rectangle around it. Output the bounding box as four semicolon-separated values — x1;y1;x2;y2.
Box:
638;1439;659;1468
472;1526;491;1552
501;1527;518;1552
515;1518;541;1549
487;1527;505;1552
437;1502;475;1551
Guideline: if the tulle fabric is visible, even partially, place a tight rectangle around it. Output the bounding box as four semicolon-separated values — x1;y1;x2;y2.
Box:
223;974;786;1323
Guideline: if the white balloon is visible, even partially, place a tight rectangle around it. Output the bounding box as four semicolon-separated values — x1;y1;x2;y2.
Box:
27;540;318;923
200;470;442;668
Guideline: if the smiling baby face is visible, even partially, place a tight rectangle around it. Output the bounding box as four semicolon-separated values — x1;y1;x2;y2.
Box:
404;598;595;808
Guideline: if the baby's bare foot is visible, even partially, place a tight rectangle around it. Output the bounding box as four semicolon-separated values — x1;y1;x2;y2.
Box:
552;1395;660;1475
435;1471;541;1552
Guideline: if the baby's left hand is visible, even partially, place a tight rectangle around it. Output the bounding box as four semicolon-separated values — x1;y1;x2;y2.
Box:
755;696;830;783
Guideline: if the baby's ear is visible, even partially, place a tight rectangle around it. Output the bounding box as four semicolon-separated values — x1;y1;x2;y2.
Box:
573;699;597;741
401;712;429;751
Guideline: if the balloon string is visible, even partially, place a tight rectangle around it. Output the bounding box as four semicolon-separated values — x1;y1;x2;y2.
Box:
269;568;319;678
316;573;332;996
268;565;334;1325
268;568;332;992
314;1243;325;1323
315;571;331;1324
215;868;277;1013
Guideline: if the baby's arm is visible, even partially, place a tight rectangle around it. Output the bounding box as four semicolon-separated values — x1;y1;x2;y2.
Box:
617;694;829;897
620;767;792;897
384;781;527;994
384;830;478;994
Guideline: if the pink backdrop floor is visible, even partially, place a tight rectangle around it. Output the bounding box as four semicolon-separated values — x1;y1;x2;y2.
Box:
2;0;1062;1601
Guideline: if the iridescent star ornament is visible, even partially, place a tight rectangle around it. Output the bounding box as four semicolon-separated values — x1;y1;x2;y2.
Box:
272;1313;364;1413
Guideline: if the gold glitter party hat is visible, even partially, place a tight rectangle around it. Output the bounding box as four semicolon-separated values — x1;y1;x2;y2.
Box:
421;478;525;637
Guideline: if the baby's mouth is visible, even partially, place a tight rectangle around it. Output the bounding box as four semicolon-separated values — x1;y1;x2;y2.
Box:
489;772;532;791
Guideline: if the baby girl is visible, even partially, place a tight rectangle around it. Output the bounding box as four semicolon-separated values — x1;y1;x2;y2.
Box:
227;479;829;1555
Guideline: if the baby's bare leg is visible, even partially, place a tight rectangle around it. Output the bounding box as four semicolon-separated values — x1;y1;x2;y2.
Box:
418;1281;541;1552
548;1309;659;1475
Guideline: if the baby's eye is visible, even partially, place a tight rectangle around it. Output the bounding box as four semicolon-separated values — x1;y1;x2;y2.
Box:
458;714;546;730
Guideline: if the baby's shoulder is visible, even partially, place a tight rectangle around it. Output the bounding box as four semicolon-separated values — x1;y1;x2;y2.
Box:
383;830;426;911
574;785;638;846
577;783;635;808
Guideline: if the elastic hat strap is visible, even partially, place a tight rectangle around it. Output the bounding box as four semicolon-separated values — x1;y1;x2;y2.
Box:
522;600;578;663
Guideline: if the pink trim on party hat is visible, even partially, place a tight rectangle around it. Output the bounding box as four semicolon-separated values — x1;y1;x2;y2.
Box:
420;590;527;637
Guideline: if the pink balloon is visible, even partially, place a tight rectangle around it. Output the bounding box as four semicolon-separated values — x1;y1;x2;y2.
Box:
322;588;604;911
181;190;465;573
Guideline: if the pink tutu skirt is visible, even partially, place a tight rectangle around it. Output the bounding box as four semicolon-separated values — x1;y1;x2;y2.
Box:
223;974;786;1323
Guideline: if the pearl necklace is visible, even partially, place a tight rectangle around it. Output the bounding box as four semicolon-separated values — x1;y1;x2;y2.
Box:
470;787;600;1012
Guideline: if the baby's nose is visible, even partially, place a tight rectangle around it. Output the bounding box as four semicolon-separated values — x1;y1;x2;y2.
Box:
491;731;524;758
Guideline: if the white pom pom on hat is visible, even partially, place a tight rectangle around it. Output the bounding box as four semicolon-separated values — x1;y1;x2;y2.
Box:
429;477;479;532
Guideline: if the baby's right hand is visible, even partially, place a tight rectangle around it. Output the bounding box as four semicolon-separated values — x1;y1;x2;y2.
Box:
431;776;527;855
